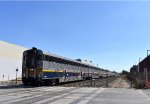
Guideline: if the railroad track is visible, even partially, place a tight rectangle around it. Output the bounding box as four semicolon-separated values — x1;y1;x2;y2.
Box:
0;76;118;89
56;76;118;87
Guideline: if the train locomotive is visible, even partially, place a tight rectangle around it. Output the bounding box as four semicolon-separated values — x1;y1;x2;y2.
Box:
22;47;113;86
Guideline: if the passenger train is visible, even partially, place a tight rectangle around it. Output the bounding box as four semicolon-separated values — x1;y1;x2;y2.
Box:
22;47;114;86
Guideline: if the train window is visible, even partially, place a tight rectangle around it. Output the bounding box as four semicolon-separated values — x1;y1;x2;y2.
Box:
43;55;46;61
50;56;53;61
47;56;49;61
23;55;26;61
46;56;49;61
38;55;42;61
43;55;48;61
45;56;53;61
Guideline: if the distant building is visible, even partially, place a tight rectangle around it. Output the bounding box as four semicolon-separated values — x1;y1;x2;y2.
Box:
0;40;27;81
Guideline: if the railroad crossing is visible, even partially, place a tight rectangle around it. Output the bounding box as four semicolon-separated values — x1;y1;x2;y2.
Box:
0;86;150;104
0;77;149;104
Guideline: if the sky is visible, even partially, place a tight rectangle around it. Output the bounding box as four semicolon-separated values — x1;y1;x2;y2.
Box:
1;1;150;72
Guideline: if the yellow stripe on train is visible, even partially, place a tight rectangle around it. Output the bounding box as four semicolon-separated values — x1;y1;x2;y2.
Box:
43;69;64;72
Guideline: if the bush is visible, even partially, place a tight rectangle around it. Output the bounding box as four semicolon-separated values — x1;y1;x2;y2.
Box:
133;80;145;89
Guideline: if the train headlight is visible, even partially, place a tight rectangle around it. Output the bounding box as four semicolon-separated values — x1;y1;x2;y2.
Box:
66;74;69;77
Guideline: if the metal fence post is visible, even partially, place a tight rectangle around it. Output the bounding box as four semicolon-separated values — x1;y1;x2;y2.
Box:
91;78;92;87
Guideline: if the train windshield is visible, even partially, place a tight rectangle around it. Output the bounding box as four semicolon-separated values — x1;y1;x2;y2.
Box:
26;50;36;68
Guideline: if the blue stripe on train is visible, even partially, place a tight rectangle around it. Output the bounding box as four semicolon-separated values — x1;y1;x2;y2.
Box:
43;72;64;78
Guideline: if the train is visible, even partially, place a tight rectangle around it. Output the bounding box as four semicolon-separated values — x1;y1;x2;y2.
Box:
22;47;115;86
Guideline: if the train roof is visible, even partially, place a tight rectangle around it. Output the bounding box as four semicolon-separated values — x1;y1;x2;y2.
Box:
43;52;106;71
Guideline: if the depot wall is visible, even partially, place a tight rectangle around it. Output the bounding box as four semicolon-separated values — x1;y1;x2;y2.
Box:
0;40;27;81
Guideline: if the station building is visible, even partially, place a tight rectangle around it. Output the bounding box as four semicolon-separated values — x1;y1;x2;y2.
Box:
0;40;27;81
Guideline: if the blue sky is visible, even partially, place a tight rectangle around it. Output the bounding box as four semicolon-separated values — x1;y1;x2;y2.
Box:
1;1;150;72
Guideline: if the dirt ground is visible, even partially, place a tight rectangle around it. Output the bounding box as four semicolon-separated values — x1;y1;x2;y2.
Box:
108;77;131;88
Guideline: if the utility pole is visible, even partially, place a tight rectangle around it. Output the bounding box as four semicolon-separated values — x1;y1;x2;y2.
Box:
91;78;92;87
138;58;140;81
16;68;18;84
105;71;108;88
2;74;4;84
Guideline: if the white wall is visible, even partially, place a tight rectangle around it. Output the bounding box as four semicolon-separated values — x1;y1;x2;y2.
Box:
0;40;27;81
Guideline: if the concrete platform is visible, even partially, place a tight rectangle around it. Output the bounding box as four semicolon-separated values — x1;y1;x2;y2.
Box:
0;87;150;104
